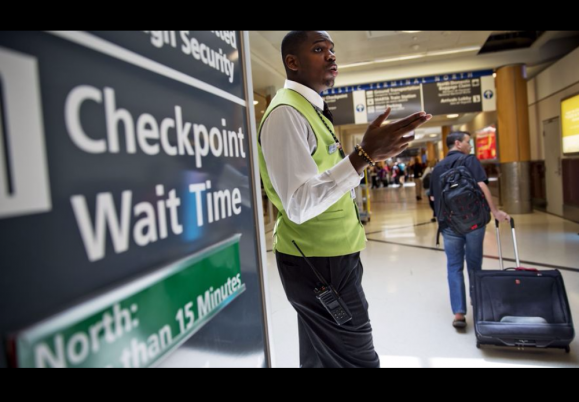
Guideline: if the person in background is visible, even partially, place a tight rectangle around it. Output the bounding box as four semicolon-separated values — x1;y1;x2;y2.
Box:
413;157;425;200
422;160;436;222
430;132;509;329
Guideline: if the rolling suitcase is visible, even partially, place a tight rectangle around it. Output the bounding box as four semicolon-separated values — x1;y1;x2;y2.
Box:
473;218;575;352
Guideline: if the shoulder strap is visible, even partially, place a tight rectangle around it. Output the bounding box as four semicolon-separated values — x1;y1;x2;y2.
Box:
450;154;469;169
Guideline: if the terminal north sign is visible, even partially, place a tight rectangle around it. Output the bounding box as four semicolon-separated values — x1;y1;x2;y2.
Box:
322;70;496;125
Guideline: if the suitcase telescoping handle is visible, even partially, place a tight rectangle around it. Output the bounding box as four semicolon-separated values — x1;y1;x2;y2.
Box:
495;218;521;270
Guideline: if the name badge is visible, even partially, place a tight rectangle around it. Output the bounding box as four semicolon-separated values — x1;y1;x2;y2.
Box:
328;143;338;155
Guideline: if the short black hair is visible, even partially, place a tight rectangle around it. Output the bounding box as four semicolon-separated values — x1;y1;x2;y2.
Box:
281;31;310;66
447;131;470;149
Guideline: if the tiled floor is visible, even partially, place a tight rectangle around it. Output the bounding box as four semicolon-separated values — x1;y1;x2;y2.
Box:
265;183;579;368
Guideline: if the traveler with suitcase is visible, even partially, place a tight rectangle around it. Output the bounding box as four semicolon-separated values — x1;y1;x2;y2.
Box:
430;132;510;329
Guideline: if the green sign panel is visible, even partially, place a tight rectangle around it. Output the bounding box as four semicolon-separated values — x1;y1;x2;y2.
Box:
15;235;244;368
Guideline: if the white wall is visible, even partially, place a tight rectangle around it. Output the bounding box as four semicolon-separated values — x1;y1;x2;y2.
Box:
527;46;579;160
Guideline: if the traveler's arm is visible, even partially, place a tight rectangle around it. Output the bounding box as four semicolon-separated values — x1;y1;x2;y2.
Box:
478;181;510;222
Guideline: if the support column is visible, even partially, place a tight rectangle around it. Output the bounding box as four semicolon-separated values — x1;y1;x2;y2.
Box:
496;64;532;214
442;126;451;156
426;142;436;163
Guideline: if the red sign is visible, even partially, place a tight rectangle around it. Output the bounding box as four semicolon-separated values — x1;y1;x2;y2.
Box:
476;126;497;160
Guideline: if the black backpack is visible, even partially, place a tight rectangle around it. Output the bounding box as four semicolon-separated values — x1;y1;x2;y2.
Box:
438;155;490;235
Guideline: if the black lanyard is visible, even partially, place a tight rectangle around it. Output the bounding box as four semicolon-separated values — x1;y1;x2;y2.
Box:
313;105;346;159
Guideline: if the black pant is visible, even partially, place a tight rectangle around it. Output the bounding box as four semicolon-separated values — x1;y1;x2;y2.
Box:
276;251;380;368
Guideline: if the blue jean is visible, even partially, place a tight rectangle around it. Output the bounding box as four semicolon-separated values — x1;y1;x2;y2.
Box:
442;226;486;315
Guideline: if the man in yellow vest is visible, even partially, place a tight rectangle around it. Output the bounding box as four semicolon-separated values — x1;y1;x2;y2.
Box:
258;31;432;367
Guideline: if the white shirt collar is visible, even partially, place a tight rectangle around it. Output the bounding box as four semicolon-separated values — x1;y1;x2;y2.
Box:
284;80;324;110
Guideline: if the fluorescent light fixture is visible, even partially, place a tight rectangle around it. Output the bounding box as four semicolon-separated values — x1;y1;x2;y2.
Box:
446;114;459;118
426;46;480;57
339;46;480;69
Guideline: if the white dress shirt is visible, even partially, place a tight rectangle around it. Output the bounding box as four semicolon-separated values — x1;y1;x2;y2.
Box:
260;80;362;225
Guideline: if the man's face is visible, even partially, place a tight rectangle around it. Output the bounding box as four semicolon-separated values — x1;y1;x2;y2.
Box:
287;31;337;93
456;135;472;155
